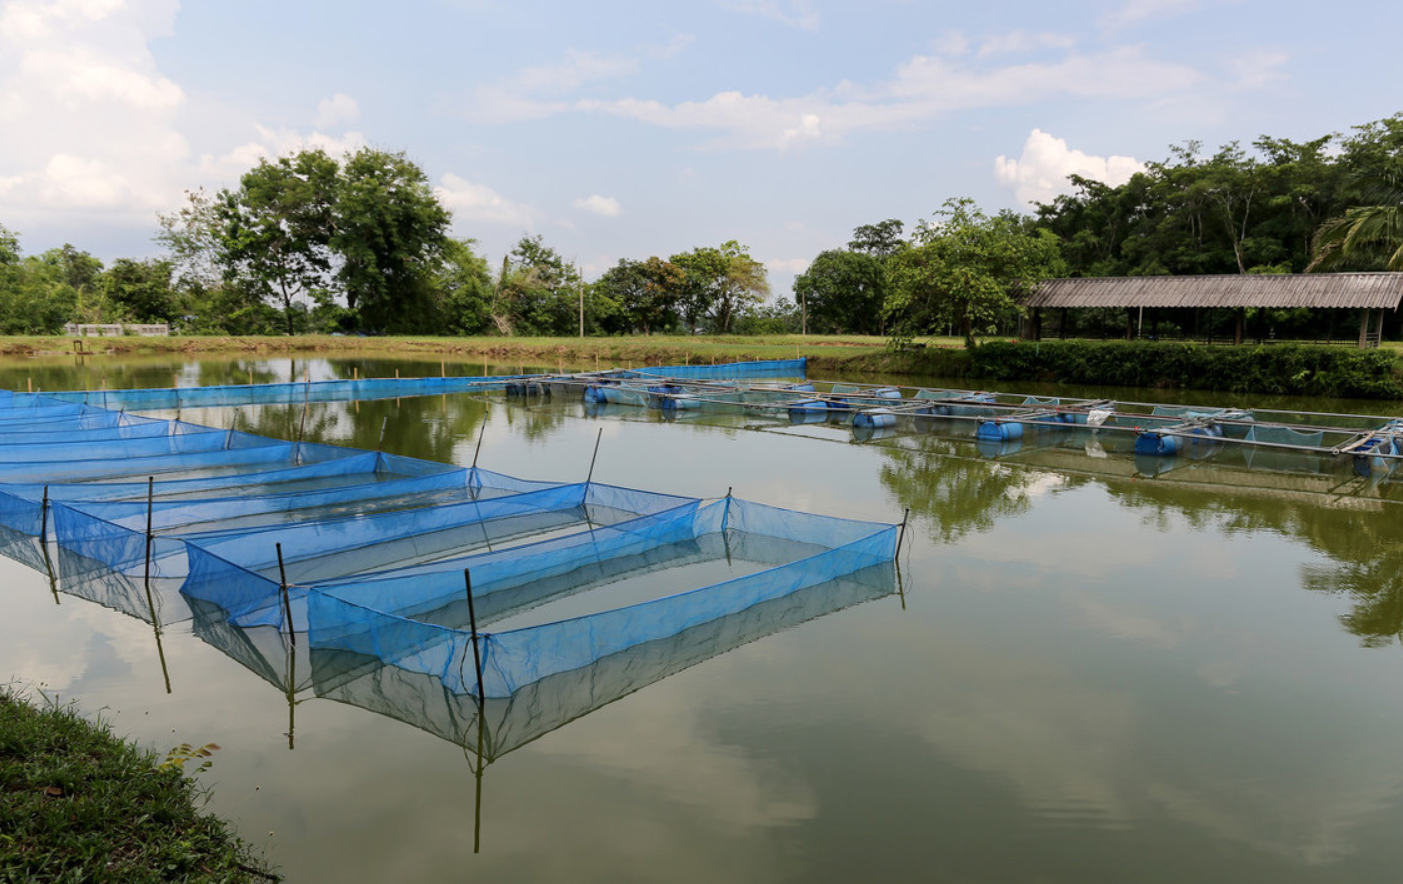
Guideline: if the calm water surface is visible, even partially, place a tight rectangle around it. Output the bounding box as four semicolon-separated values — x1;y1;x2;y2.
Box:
2;352;1403;882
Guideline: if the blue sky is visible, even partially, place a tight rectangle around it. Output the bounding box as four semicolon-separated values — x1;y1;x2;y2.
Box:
1;0;1400;296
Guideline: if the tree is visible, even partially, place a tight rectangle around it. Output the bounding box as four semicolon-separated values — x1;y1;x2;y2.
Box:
1309;173;1403;271
594;257;684;335
792;249;887;334
669;241;769;334
849;219;905;257
886;199;1062;347
436;238;495;335
216;150;339;335
333;148;451;333
495;235;581;336
102;258;177;322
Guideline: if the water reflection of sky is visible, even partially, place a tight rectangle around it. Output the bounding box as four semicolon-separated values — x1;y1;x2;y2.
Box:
2;356;1403;881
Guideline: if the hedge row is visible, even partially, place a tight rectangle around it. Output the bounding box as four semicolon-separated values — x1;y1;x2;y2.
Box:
963;341;1403;399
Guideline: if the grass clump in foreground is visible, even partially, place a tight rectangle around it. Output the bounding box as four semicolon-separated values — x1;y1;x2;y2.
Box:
0;687;276;883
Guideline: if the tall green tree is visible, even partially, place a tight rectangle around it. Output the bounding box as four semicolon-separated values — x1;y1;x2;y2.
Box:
669;241;769;333
887;199;1062;347
792;249;887;334
849;219;905;257
216;150;339;335
1309;173;1403;271
436;238;495;335
496;235;581;336
594;257;684;334
102;258;177;322
333;148;451;333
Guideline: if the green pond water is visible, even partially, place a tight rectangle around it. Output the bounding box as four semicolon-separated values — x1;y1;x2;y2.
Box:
2;352;1403;883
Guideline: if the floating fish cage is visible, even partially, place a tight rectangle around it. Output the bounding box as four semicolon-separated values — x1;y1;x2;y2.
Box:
0;370;899;703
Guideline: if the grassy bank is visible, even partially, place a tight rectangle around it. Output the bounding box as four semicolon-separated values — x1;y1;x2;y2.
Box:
0;688;275;884
1;334;1400;398
0;333;962;375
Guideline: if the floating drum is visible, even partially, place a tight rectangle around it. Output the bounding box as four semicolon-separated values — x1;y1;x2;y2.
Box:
662;394;701;410
788;399;830;422
976;420;1024;442
1134;431;1180;457
853;409;897;430
976;437;1022;458
853;424;895;443
872;387;902;400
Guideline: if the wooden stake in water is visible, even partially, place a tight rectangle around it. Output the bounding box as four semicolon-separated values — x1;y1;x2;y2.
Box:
27;376;31;393
896;508;910;558
441;360;446;378
376;416;389;452
143;477;155;594
276;542;294;638
472;420;486;469
39;484;49;547
353;366;359;381
464;569;485;703
585;427;603;484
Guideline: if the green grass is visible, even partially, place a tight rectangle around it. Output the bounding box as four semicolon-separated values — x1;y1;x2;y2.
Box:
0;687;275;883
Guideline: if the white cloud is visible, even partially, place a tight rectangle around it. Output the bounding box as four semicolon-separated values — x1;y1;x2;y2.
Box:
436;172;535;228
764;256;810;274
464;48;642;124
314;93;360;128
197;125;369;183
1228;51;1288;89
930;31;971;57
720;0;819;31
1098;0;1201;31
0;0;189;223
995;128;1144;206
571;194;622;218
582;47;1202;151
976;31;1076;58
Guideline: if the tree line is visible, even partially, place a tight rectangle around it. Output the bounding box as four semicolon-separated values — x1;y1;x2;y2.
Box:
2;112;1402;341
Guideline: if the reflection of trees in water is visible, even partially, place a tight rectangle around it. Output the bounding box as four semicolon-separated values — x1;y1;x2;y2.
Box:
879;430;1403;648
232;395;490;466
877;437;1053;544
1105;480;1403;648
498;397;568;442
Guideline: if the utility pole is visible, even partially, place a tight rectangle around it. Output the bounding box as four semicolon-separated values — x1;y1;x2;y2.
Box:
577;264;584;338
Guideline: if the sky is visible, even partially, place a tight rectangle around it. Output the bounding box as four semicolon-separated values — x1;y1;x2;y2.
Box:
1;0;1401;297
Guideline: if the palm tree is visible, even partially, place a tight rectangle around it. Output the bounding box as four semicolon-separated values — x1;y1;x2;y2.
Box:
1308;173;1403;271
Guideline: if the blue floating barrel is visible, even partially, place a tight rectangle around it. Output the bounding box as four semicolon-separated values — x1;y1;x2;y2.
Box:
853;409;897;430
786;383;816;393
852;424;895;443
976;420;1024;442
788;399;829;422
584;384;608;403
662;393;701;410
1354;435;1399;478
872;387;902;401
976;437;1022;458
1134;431;1180;456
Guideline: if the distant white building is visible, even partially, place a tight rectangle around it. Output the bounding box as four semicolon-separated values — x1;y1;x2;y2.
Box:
63;323;170;337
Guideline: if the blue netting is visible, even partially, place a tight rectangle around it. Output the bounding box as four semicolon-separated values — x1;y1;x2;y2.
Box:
620;357;805;381
307;498;897;697
0;371;897;701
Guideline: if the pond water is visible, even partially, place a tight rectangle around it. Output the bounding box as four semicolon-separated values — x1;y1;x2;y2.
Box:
3;352;1403;883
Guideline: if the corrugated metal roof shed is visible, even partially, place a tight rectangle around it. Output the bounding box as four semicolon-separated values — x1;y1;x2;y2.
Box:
1025;273;1403;310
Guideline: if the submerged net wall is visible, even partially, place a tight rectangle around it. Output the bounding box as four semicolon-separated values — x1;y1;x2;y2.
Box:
0;359;894;703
